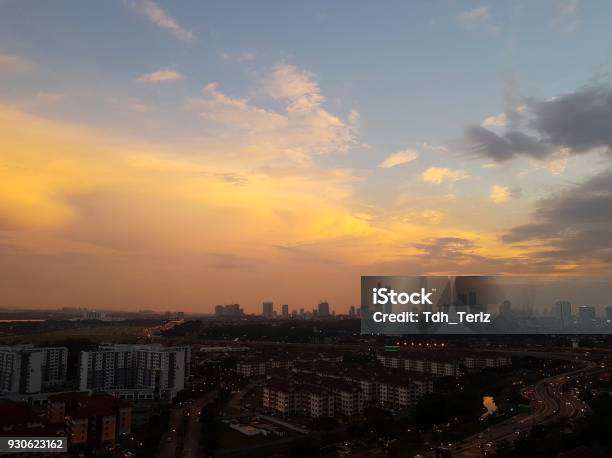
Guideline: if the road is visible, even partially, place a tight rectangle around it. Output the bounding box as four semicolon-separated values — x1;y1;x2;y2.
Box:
425;352;606;457
155;390;219;458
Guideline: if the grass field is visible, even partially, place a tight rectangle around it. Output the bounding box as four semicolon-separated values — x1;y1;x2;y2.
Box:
7;324;147;344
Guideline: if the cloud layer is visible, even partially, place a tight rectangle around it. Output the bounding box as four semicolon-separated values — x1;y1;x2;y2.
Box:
126;1;195;43
464;85;612;164
503;168;612;268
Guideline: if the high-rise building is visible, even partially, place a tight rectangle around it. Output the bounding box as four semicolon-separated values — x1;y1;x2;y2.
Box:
282;304;289;317
318;302;330;318
606;306;612;321
499;300;512;316
554;301;572;328
78;344;190;401
349;306;356;317
262;302;274;318
0;345;67;395
215;304;244;317
578;305;596;323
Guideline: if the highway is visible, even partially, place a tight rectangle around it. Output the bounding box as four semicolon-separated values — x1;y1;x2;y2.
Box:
424;352;606;457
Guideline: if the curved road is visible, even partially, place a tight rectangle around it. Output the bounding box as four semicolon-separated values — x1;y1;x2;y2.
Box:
425;353;605;457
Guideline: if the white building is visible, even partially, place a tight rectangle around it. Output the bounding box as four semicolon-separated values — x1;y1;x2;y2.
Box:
78;344;191;401
0;345;67;395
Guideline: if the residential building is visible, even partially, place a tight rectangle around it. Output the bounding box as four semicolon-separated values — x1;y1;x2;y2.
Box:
48;392;131;448
78;344;190;401
0;345;67;395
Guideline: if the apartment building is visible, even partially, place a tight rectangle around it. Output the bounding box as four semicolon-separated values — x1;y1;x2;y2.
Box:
377;350;511;378
0;345;68;395
48;392;131;448
292;361;433;408
236;359;267;377
263;378;339;418
235;349;343;378
377;373;434;408
263;362;429;418
78;344;190;400
463;354;512;370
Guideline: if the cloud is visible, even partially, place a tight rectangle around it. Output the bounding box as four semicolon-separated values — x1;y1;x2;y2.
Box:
125;1;195;43
378;149;419;168
0;103;367;250
136;68;184;83
503;168;612;264
186;64;358;159
0;54;34;72
457;6;499;34
530;85;612;154
422;143;448;153
221;51;257;62
186;82;287;132
464;125;549;162
544;148;570;175
462;84;612;167
421;167;468;185
553;0;580;31
264;63;324;113
481;112;507;128
489;185;519;204
415;237;476;259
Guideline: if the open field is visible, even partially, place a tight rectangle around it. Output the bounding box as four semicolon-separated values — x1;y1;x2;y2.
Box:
0;324;147;344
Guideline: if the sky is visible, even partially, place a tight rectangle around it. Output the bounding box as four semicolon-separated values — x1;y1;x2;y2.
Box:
1;1;612;313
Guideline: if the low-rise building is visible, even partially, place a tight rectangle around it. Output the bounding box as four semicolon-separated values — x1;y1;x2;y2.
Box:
48;392;131;448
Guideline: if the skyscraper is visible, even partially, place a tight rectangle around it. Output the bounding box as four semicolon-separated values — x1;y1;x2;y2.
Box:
282;304;289;317
578;305;596;323
554;301;572;328
262;302;273;318
318;302;330;318
499;300;512;316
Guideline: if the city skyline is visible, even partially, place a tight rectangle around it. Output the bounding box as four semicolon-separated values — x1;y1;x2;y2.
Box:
2;1;612;312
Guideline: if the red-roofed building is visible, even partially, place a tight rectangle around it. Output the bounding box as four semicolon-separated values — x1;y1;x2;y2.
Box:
47;392;131;448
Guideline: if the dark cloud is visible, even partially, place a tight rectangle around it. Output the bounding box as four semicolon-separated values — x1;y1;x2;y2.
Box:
503;168;612;261
464;85;612;162
531;86;612;153
465;126;550;162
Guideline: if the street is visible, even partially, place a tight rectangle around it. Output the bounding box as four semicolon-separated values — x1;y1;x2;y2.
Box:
155;390;219;458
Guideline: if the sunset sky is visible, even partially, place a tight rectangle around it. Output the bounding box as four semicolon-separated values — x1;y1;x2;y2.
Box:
1;1;612;313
